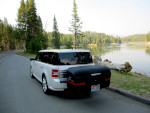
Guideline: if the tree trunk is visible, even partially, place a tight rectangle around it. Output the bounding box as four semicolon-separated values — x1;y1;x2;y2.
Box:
93;55;132;72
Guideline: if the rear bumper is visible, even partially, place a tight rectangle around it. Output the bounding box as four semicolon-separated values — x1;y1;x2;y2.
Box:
67;79;110;92
48;77;110;92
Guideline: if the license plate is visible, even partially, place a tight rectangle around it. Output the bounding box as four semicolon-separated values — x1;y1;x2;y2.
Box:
91;84;100;92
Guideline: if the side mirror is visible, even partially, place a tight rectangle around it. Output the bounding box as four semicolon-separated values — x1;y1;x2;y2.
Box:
30;58;35;61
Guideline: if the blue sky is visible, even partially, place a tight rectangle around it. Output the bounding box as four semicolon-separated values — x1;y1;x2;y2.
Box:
0;0;150;37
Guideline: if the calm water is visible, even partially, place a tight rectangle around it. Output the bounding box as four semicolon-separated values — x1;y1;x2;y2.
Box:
89;43;150;77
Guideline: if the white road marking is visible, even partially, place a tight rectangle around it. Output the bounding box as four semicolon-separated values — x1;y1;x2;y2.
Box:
0;55;9;63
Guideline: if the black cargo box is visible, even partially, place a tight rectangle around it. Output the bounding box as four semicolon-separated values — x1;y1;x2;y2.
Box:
67;65;111;91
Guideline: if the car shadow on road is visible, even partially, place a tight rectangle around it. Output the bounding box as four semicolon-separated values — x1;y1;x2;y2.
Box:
47;90;93;100
30;77;95;100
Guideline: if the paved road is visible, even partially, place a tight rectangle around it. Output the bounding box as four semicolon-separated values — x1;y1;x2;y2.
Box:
0;51;150;113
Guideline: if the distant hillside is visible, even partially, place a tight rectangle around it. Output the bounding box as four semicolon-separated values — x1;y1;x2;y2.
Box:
47;31;122;47
122;34;145;43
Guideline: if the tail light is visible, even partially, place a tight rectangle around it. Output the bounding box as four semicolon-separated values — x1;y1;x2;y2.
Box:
67;80;86;86
52;69;59;78
105;78;110;81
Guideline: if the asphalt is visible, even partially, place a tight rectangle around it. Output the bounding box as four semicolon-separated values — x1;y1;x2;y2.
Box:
106;87;150;105
0;51;150;113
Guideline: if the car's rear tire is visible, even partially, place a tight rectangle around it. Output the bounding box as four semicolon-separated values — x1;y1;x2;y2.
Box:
42;76;49;94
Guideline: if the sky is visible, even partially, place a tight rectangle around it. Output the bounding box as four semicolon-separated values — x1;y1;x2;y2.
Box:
0;0;150;37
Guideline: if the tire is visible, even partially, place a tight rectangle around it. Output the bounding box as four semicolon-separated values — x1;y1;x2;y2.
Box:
42;76;49;94
30;65;34;78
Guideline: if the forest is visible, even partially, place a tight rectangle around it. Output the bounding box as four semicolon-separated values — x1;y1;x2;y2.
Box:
48;31;121;48
0;0;122;52
121;34;146;43
121;32;150;43
0;0;150;52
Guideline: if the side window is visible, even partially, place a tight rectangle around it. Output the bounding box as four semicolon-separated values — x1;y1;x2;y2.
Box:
35;52;40;61
46;52;56;64
51;53;58;65
36;52;45;62
42;52;50;63
39;52;53;64
36;52;58;65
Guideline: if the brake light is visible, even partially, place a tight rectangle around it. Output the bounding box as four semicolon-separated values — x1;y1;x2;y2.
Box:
52;70;59;78
105;78;110;81
67;80;86;86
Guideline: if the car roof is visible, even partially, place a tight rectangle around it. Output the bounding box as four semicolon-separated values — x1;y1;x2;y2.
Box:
39;49;90;53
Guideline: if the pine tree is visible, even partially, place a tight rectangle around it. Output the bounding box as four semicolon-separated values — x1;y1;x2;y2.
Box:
0;19;4;51
26;0;37;39
52;15;60;49
25;0;29;28
26;0;30;10
66;40;72;49
26;0;38;51
37;16;48;49
37;16;43;35
17;0;26;49
17;0;26;31
16;0;47;52
69;0;82;49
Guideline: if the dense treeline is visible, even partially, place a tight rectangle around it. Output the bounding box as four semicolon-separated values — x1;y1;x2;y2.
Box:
145;33;150;42
122;33;150;43
0;0;48;52
0;18;25;51
47;31;121;48
121;34;145;43
82;31;121;46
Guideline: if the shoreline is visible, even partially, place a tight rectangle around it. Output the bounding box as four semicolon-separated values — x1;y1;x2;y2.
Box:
129;71;150;77
145;42;150;46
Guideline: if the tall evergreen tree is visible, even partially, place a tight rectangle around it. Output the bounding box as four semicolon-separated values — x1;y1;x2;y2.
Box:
37;16;43;35
17;0;26;32
52;15;60;49
26;0;30;10
17;0;26;49
26;0;37;39
37;16;48;49
16;0;47;52
69;0;82;49
26;0;38;51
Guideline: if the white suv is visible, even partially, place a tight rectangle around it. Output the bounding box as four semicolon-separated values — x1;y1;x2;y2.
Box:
30;49;111;94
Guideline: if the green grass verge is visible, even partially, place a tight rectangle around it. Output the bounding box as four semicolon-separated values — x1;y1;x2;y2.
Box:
17;51;36;58
111;70;150;99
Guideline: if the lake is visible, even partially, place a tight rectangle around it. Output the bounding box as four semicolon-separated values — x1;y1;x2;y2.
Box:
88;43;150;77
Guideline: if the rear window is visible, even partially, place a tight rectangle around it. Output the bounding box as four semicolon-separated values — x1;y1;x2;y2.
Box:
58;52;92;65
37;52;92;65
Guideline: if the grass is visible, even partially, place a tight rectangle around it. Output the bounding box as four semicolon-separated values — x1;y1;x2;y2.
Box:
17;51;150;99
111;70;150;99
17;51;36;58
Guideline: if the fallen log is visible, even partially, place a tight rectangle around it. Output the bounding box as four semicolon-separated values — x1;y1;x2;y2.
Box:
93;55;132;72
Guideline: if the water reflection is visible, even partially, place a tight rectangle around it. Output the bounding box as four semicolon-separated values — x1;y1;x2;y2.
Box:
86;44;121;56
122;43;145;50
85;43;150;76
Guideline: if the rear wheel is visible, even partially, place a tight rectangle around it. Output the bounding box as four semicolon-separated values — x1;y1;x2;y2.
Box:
42;76;49;94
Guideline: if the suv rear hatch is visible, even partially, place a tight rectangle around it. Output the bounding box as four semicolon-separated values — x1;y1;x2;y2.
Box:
66;65;111;92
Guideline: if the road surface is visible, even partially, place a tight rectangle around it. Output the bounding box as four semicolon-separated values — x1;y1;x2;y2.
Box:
0;51;150;113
